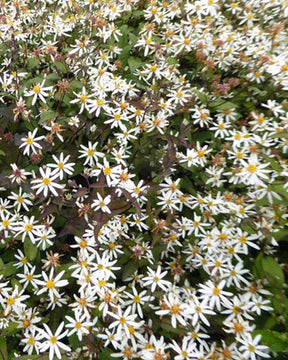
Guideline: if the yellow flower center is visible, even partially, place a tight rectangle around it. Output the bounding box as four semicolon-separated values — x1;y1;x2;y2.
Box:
119;317;126;324
24;224;33;232
80;94;87;102
133;295;140;303
79;298;86;306
42;178;51;185
23;319;31;327
87;149;95;156
97;99;104;106
50;336;57;345
26;137;33;145
247;164;257;173
7;297;15;306
104;167;111;175
171;305;180;314
2;219;9;227
46;280;55;289
80;240;87;248
182;351;188;358
27;337;35;345
213;287;220;296
98;279;106;287
75;321;82;330
33;85;41;93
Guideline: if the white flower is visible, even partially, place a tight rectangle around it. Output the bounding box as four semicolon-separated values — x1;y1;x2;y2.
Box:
70;87;91;114
65;313;94;341
91;193;112;214
169;337;197;360
142;265;171;292
47;153;75;180
156;293;192;328
237;154;271;186
78;141;104;166
35;268;68;302
238;334;270;360
108;305;139;338
38;322;71;360
31;167;65;197
24;80;53;105
198;280;232;311
21;328;43;355
19;128;44;156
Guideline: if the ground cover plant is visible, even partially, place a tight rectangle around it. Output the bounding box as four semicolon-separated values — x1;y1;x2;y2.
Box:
0;0;288;359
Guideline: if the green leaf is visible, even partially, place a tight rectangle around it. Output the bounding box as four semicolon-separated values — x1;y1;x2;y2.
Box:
122;260;138;280
160;322;186;334
253;253;265;279
195;90;208;105
99;348;114;360
0;107;14;122
0;262;17;277
262;155;282;173
209;100;237;110
45;73;60;83
0;336;8;360
119;45;132;65
69;80;83;90
40;110;57;122
271;132;288;139
273;229;288;241
2;321;18;337
54;61;67;74
129;32;138;46
24;237;38;261
132;10;144;18
261;256;285;286
253;330;288;352
128;57;142;73
27;58;40;72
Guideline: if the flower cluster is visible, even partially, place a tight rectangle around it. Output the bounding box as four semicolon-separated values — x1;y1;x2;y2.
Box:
0;0;287;359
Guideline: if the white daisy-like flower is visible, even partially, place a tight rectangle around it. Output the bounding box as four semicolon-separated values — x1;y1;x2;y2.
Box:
31;167;65;197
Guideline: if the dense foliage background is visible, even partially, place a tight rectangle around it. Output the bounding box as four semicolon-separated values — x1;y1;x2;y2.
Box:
0;0;288;359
